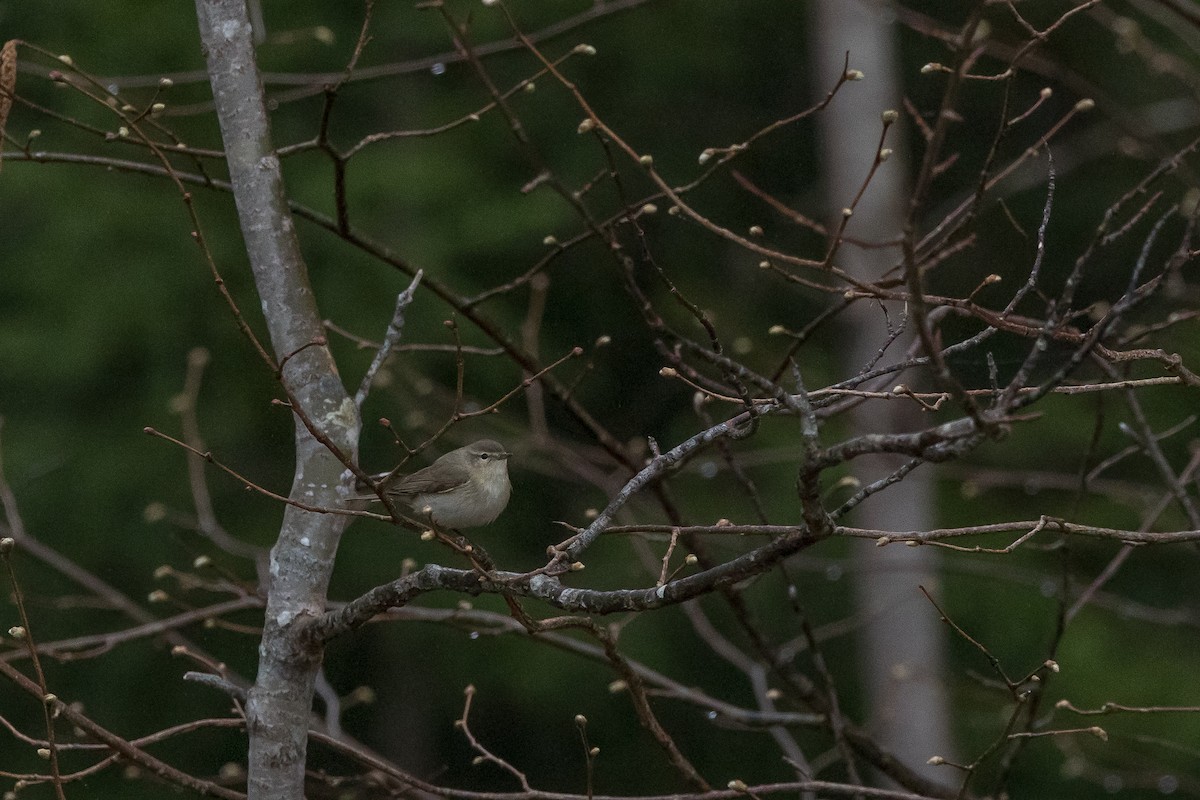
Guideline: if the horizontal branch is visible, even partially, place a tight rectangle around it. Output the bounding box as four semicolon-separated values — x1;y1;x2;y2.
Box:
311;508;1200;645
0;596;263;664
307;529;819;644
599;520;1200;545
838;518;1200;546
814;415;990;469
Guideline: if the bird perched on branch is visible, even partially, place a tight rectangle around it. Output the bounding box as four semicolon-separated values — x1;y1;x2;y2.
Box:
354;439;512;530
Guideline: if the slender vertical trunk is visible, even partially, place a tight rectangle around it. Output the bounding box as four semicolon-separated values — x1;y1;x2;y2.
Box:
194;3;360;797
810;0;956;780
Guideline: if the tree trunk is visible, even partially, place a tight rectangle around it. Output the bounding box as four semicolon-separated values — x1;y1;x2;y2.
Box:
810;0;956;780
194;2;360;797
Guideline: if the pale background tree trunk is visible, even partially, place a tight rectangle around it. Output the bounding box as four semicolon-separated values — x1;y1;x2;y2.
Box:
810;0;956;779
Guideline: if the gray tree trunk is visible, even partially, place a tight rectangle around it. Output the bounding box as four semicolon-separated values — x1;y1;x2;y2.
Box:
194;2;361;797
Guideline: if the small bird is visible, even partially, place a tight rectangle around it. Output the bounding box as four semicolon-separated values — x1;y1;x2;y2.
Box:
355;439;512;530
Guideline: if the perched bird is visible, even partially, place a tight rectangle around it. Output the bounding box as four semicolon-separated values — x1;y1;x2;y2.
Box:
355;439;512;529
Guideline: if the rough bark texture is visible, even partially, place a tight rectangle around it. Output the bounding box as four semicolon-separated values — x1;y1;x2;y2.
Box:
194;2;360;797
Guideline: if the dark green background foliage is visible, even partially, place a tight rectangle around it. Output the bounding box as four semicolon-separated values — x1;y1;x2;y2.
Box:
1;1;1198;798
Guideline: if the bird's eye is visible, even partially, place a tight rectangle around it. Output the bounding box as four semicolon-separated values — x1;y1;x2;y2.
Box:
479;453;489;461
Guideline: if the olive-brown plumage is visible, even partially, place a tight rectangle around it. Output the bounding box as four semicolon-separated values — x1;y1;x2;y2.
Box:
356;439;511;529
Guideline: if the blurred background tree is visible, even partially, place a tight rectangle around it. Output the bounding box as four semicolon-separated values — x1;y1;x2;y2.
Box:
1;1;1199;798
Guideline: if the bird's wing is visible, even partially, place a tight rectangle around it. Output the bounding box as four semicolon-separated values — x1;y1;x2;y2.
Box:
392;463;469;496
354;463;467;499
